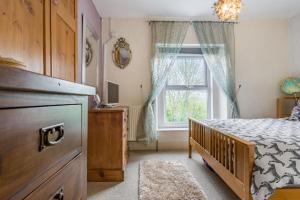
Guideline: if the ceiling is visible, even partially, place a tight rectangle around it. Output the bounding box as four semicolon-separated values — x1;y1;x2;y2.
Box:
92;0;300;20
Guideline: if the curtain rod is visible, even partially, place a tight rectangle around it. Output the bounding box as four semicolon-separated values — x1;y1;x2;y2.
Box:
147;20;238;25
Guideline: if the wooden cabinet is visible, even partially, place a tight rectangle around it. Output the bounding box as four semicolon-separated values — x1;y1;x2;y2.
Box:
88;107;128;182
0;66;95;200
51;0;77;82
0;0;77;82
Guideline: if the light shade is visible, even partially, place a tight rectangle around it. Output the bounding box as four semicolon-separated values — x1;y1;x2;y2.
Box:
214;0;242;21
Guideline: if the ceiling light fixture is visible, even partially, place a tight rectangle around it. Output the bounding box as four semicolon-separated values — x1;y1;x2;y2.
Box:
213;0;242;21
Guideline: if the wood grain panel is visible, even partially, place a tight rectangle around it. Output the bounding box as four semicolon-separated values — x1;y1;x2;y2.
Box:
88;111;123;169
60;0;76;19
51;0;77;82
0;0;45;73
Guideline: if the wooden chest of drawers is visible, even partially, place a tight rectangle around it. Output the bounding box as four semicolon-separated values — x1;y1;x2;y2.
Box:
88;107;128;182
0;66;95;200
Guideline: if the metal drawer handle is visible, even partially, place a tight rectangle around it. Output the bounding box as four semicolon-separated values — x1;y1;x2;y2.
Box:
50;187;64;200
39;123;64;151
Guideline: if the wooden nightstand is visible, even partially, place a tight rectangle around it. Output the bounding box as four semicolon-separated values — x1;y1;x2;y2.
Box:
277;96;297;118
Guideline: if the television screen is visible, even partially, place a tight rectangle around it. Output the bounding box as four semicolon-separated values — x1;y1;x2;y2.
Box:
108;81;119;104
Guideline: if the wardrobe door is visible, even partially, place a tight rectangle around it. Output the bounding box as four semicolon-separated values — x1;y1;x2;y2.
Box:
51;0;77;82
0;0;47;74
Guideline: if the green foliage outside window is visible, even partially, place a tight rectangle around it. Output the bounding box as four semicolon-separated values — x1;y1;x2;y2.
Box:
164;56;208;124
166;90;207;123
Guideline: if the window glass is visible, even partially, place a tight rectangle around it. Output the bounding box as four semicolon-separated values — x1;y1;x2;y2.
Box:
165;90;208;123
167;56;207;86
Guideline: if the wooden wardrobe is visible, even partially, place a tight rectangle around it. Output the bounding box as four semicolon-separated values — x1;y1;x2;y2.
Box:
0;0;77;82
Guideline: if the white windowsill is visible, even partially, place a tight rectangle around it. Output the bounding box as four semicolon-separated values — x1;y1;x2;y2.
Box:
157;127;188;132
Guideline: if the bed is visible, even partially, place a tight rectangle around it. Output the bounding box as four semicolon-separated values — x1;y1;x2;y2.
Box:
188;117;300;200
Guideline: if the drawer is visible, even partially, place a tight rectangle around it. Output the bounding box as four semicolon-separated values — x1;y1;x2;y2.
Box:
0;105;82;199
25;155;83;200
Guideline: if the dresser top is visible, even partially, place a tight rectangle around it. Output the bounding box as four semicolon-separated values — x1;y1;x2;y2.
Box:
89;106;129;113
0;65;96;96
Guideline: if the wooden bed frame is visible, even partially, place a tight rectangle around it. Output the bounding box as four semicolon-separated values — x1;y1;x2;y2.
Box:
188;118;300;200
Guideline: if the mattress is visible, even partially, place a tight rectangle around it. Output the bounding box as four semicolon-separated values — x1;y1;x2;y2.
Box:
201;118;300;200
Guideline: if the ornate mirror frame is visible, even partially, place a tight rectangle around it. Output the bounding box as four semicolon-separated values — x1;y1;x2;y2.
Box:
112;37;132;69
85;38;93;67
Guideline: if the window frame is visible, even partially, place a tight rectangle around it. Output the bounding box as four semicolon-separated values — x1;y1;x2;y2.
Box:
157;50;212;129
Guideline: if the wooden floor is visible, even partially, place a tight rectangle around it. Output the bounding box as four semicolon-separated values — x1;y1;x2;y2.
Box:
87;150;239;200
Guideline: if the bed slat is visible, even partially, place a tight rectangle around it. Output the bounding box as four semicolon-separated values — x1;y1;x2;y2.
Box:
188;118;255;200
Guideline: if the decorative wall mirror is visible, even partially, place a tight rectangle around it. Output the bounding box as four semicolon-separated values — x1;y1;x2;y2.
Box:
112;37;132;69
81;15;100;89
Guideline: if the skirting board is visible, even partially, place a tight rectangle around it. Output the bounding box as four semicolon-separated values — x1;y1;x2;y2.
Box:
129;130;188;151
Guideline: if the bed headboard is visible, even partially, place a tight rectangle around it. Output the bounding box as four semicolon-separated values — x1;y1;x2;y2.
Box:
277;96;297;118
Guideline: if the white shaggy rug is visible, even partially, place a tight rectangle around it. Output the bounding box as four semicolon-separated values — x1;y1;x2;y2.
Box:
139;160;208;200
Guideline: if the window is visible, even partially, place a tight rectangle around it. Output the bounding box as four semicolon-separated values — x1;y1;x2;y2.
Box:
158;47;211;128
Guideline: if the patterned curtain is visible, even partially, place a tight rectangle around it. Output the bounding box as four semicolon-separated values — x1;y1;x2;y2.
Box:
137;21;190;142
193;22;240;118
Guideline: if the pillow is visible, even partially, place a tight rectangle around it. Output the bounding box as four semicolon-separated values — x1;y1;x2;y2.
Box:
288;102;300;121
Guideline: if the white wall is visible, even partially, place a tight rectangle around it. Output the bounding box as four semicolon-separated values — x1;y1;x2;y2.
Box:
102;18;291;149
102;19;151;106
235;20;289;118
288;14;300;75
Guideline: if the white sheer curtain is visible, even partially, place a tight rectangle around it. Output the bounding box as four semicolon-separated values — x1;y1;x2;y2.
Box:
193;22;240;118
137;21;190;142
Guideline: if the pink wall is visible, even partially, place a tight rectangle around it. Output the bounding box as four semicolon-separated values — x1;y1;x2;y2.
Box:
77;0;102;89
